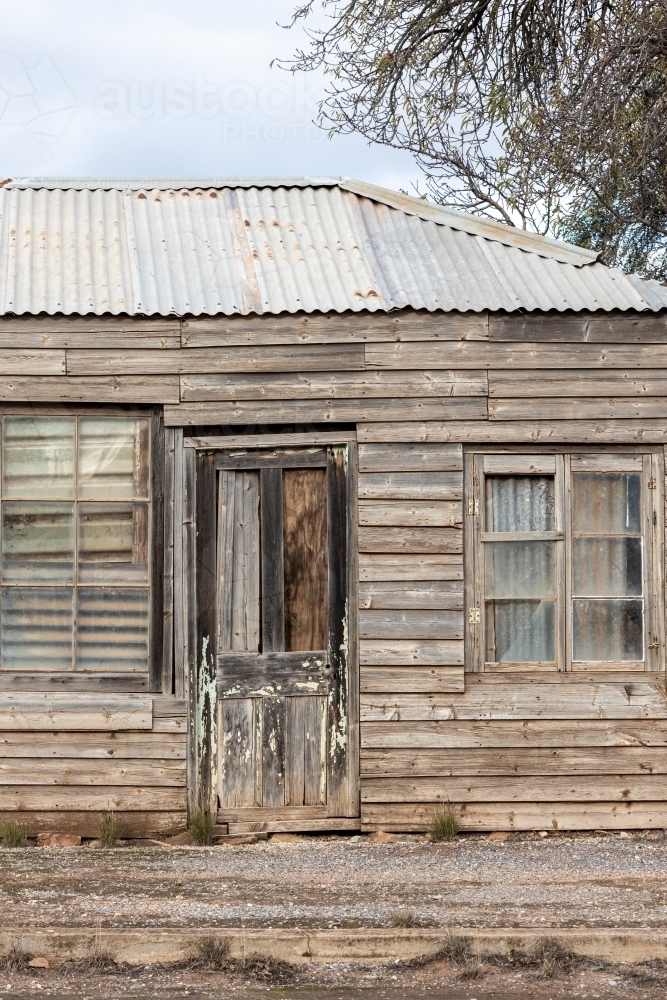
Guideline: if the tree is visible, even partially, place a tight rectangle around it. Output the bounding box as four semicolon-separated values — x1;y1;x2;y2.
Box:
283;0;667;278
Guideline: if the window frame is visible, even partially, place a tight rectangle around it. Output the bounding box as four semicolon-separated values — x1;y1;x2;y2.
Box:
464;446;665;674
0;404;162;688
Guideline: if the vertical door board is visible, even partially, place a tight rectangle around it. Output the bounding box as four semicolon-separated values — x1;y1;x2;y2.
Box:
260;468;285;652
283;468;328;651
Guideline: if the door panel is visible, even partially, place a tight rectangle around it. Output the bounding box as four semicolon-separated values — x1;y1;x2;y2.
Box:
283;468;328;651
217;470;259;652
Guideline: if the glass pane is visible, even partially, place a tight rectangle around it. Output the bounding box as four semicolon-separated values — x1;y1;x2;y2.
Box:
76;588;149;670
485;541;555;599
3;417;75;499
572;473;641;534
485;476;554;532
2;503;74;584
283;468;328;651
573;537;642;597
78;418;150;499
78;503;149;584
573;599;643;661
487;600;555;662
1;587;73;669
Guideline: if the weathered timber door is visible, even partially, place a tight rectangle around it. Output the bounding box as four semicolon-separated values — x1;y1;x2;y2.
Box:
193;444;359;834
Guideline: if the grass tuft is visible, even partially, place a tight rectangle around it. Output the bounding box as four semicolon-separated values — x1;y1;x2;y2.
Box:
458;958;485;980
429;806;460;842
0;821;27;848
193;936;232;970
239;953;296;984
389;908;420;928
188;808;215;846
0;944;30;972
97;812;119;848
191;938;294;983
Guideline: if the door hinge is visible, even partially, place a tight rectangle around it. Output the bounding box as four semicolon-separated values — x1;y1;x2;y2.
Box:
468;607;481;625
468;498;479;516
648;477;657;489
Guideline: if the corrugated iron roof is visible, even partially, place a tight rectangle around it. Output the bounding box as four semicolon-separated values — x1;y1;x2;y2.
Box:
0;177;664;316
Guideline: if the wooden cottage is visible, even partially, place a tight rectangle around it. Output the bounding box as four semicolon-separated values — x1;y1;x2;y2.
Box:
2;176;667;836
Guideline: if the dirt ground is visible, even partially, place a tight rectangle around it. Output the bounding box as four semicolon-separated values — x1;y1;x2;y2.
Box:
3;829;667;997
2;829;667;931
2;954;667;1000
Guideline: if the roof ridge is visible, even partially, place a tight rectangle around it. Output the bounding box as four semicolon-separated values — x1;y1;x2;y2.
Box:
338;178;598;268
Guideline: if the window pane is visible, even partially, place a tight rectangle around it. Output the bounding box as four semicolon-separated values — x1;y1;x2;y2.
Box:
76;588;149;670
2;503;74;584
487;600;555;662
572;473;641;534
485;541;555;599
573;537;642;597
78;503;149;584
78;418;150;499
1;587;73;669
3;417;75;499
485;476;554;532
572;599;643;661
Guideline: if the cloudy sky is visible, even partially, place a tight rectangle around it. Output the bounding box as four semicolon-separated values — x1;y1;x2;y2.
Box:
0;0;421;190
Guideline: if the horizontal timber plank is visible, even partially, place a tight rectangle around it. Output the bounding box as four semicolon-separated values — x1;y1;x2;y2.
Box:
152;717;186;733
152;698;188;717
180;370;487;401
0;731;186;758
488;313;667;343
489;369;667;398
219;806;328;822
357;421;667;443
0;673;149;693
0;351;65;375
359;610;463;640
227;818;361;834
358;443;463;472
67;344;365;375
360;774;667;803
359;527;462;554
360;640;463;666
360;801;667;832
490;397;667;420
359;581;463;610
0;758;186;786
185;432;357;449
360;666;464;694
360;719;667;748
181;311;489;347
361;682;667;721
0;694;152;731
0;787;187;811
169;397;486;425
360;746;667;777
0;315;179;343
359;473;462;500
0;376;180;404
365;341;667;370
358;501;462;527
359;554;463;581
0;811;186;837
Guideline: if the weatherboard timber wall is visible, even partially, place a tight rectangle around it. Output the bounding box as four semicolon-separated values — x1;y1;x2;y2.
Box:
3;309;667;831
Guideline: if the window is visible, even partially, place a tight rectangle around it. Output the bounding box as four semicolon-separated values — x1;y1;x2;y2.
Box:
0;415;151;672
465;451;664;672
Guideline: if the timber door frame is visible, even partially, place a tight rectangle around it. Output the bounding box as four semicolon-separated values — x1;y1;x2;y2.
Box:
182;433;359;831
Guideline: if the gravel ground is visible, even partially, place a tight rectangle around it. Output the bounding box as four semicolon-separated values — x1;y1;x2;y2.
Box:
1;829;667;931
